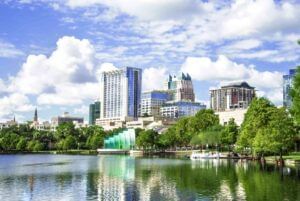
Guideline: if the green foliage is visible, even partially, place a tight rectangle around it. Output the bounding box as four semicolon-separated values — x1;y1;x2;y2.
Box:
0;133;19;151
86;133;104;149
16;137;27;151
290;66;300;124
199;125;223;146
0;121;107;152
63;136;77;150
190;135;202;147
55;122;78;140
188;109;219;134
161;109;221;149
237;97;295;155
136;129;159;150
237;97;274;149
220;118;239;148
33;141;44;151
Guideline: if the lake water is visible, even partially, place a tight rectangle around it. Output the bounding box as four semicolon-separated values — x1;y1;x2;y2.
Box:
0;154;299;201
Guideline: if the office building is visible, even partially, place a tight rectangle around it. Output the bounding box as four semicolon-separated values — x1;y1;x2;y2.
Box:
210;81;255;112
164;73;195;102
98;67;142;129
160;101;206;119
89;101;101;125
140;90;171;117
216;109;247;126
51;112;84;127
283;69;296;108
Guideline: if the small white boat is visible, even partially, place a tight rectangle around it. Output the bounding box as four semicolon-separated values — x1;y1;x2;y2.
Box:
190;151;220;160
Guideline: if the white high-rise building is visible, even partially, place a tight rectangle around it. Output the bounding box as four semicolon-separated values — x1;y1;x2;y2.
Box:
97;67;142;130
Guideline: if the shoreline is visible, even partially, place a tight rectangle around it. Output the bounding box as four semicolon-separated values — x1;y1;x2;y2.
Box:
1;150;299;165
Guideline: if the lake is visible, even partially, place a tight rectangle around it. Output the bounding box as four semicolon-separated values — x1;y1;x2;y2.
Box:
0;154;299;201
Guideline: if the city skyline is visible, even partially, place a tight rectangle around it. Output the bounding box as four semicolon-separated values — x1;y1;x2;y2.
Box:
0;0;299;122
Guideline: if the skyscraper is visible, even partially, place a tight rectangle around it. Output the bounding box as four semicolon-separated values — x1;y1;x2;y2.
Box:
98;67;142;129
140;90;172;117
89;101;101;125
164;73;195;102
210;81;255;112
283;69;296;108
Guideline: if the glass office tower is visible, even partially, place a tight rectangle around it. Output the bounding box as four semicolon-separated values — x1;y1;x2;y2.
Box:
283;69;296;108
99;67;142;124
141;90;172;117
89;101;101;125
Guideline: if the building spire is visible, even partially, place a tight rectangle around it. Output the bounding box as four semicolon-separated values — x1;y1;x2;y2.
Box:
34;108;38;122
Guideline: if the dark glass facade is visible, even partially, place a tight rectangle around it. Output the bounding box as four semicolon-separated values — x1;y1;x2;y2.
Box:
89;101;101;125
126;67;142;119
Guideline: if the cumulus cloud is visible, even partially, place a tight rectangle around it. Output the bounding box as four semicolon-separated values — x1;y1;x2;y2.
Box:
142;67;168;91
181;55;283;104
8;36;96;96
0;93;34;121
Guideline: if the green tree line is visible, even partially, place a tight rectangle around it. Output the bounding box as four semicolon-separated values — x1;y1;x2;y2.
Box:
0;123;106;152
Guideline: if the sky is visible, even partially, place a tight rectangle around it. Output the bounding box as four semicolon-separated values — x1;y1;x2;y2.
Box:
0;0;299;123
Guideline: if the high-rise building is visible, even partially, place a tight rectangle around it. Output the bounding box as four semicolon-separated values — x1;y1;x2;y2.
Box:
210;81;255;112
283;69;296;108
164;73;195;102
98;67;142;129
160;101;206;119
51;112;84;127
141;90;172;117
89;101;101;125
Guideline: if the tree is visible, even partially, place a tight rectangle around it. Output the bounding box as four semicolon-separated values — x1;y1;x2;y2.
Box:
199;125;223;150
81;125;105;149
0;133;19;151
55;122;78;140
238;97;295;157
158;126;177;149
190;135;203;148
33;141;44;151
16;137;27;151
63;136;77;150
136;129;158;150
220;118;239;150
188;109;219;134
237;97;274;153
290;66;300;124
86;133;104;149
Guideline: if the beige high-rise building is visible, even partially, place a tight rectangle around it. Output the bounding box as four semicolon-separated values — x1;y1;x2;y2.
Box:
210;82;255;112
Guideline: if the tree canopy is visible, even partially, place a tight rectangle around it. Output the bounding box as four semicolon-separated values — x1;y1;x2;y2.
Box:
290;66;300;124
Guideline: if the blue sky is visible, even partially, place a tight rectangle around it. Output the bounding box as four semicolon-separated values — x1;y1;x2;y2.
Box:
0;0;299;123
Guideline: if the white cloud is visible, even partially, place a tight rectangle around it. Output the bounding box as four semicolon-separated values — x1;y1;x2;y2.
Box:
9;36;96;95
96;62;118;73
37;83;99;106
226;39;262;50
74;105;89;115
66;0;212;21
0;93;34;121
181;55;283;105
0;40;24;58
181;55;249;81
142;67;168;91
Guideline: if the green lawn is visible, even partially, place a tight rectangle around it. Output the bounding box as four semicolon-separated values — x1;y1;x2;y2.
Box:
266;153;300;161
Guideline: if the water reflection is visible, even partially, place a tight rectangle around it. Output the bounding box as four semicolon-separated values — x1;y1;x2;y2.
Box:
0;154;299;201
